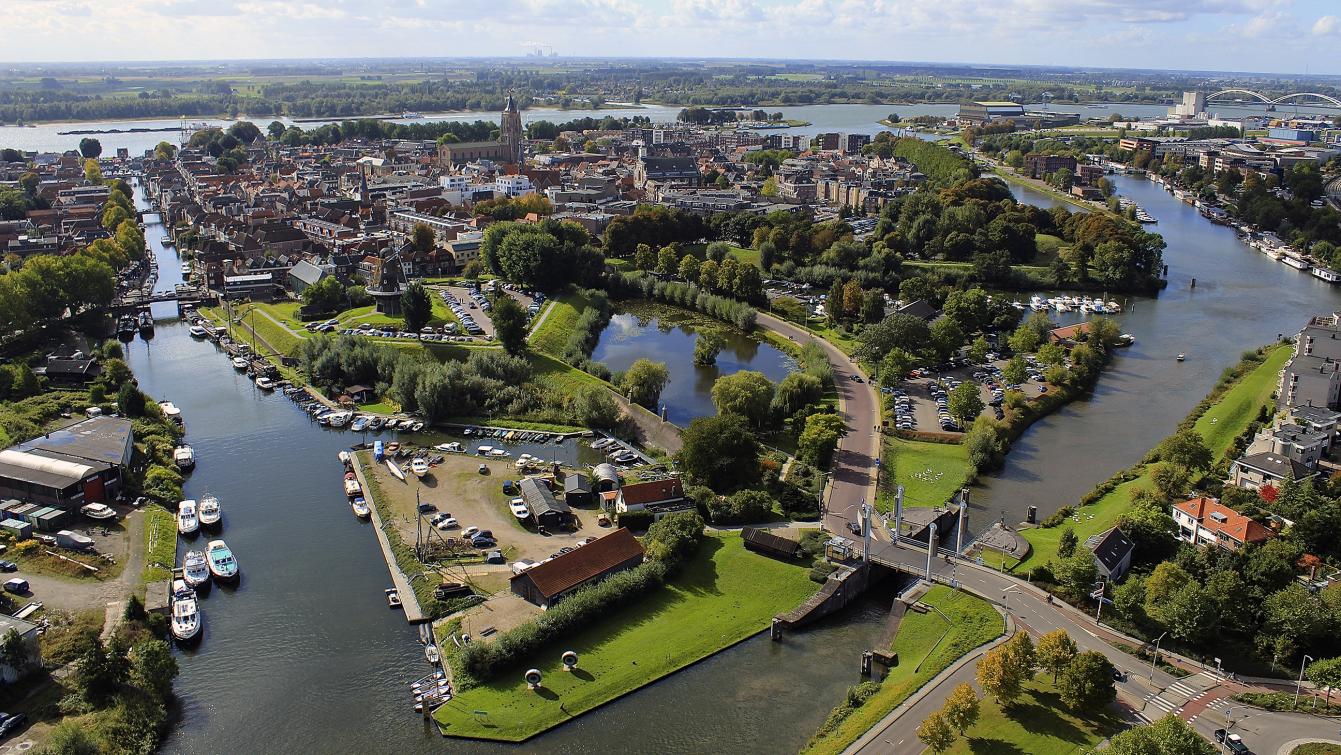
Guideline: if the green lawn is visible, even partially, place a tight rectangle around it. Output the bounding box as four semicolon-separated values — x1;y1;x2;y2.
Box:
945;677;1125;754
528;288;597;356
1034;233;1066;265
435;532;819;741
140;504;177;586
527;351;610;395
877;436;973;511
1291;744;1341;755
1020;344;1290;569
335;298;462;332
803;586;1004;755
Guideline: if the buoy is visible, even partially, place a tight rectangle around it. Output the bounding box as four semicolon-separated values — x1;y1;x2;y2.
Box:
525;668;543;690
561;650;578;671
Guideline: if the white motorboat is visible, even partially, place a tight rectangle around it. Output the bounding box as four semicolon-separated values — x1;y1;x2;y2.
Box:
198;494;221;528
181;550;210;589
1176;353;1186;362
351;497;371;519
159;401;183;424
80;503;117;520
591;438;613;450
386;588;402;609
410;458;429;478
170;580;201;642
177;500;199;535
435;442;464;453
231;356;249;370
255;376;275;390
509;499;530;519
344;477;362;496
174;444;196;471
180;262;191;275
188;324;208;338
206;539;238;581
327;411;353;428
488;448;510;458
385;459;406;482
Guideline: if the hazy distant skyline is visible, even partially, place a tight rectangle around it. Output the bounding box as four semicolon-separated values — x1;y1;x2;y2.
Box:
6;0;1341;76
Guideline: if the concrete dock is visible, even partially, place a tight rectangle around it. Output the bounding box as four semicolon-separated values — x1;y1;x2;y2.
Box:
351;453;426;623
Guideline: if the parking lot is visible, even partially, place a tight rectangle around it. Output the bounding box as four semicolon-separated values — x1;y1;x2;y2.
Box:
885;354;1053;434
434;283;542;340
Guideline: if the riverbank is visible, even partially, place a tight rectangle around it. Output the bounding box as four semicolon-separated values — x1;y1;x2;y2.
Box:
1017;341;1290;569
434;531;818;742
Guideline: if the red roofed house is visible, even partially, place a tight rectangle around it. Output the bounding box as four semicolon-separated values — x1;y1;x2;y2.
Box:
510;528;645;609
1047;322;1092;346
615;478;691;520
1171;497;1274;551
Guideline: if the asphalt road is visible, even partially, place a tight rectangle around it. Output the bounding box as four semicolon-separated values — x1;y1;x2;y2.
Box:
756;313;882;536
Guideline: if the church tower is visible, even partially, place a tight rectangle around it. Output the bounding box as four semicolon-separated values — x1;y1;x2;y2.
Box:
500;94;523;165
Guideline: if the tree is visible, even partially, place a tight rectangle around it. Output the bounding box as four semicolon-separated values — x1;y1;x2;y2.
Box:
0;629;27;677
773;372;824;417
860;289;886;324
411;222;436;252
83;158;102;183
879;348;918;387
116;381;147;418
947;382;983;425
827;278;847;322
571;386;622;429
856;314;931;362
300;276;345;313
1107;714;1215;755
798;413;845;467
1143;561;1192;624
130;639;178;700
976;643;1026;705
967;336;990;365
78;137;102;159
154;141;177;160
1155;429;1212;471
657;245;679;276
916;710;957;753
1056;549;1098;600
693;334;721;367
1307;657;1341;704
643;511;704;569
624;359;670;408
1059;651;1116;712
399;281;432;333
1036;629;1078;683
1003;355;1028;385
711;371;775;426
675;414;761;489
635;243;656;270
1004;631;1036;676
678;253;700;282
1058;526;1078;558
490;292;528;355
462;259;484;281
1262;583;1329;660
75;639;119;707
941;682;980;735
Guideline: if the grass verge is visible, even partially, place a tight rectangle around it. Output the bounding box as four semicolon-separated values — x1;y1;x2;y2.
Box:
434;532;818;742
944;677;1125;754
802;585;1004;755
140;504;177;586
876;436;973;511
528;289;597;356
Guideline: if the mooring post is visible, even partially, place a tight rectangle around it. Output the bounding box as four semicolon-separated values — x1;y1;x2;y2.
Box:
861;651;873;677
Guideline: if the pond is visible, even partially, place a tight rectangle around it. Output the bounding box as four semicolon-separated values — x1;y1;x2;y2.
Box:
591;305;797;427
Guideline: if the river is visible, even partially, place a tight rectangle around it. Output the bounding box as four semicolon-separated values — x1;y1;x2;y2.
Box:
971;173;1339;526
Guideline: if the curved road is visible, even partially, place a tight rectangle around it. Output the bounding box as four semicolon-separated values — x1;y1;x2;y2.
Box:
756;313;882;535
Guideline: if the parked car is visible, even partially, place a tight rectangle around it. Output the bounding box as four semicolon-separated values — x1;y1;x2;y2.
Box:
1213;730;1249;754
462;526;480;539
417;502;437;513
471;536;496;548
3;579;27;594
434;517;459;531
0;712;27;739
0;561;16;573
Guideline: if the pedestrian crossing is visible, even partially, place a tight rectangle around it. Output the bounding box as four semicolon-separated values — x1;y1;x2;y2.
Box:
1139;672;1221;721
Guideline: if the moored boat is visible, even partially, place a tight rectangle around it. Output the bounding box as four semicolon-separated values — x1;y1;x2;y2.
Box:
170;580;202;642
386;588;402;609
351;496;371;519
174;444;196;471
231;356;249;370
255;376;275;390
188;324;208;338
159;401;183;424
177;500;199;535
181;550;210;589
350;416;370;432
206;539;238;581
198;494;221;529
410;458;429;478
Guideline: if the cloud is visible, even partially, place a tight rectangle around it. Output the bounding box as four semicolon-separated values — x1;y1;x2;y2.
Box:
1314;15;1341;35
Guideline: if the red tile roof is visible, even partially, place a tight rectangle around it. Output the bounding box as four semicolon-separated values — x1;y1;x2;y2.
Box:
619;478;685;507
1174;497;1274;545
513;528;644;600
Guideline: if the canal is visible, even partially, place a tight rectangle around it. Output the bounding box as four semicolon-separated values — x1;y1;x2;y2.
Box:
126;190;900;753
974;173;1341;525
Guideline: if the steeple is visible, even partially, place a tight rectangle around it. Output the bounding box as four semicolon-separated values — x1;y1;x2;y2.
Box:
500;93;523;165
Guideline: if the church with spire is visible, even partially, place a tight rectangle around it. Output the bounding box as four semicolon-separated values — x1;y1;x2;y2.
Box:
436;94;526;167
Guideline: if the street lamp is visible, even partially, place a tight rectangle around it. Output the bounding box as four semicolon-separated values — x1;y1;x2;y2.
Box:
1002;585;1019;614
1294;654;1315;709
1149;631;1168;681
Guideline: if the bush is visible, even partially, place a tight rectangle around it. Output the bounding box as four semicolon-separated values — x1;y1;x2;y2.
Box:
616;510;654;532
643;511;705;569
706;489;775;525
809;561;837;583
459;559;668;680
1039;506;1074;528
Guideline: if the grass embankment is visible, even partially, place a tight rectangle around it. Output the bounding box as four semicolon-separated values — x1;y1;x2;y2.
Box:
526;351;610;395
876;436;973;511
528;289;598;355
802;586;1004;755
944;677;1124;754
1020;343;1291;569
442;416;585;434
140;504;177;586
435;532;819;742
1292;744;1341;755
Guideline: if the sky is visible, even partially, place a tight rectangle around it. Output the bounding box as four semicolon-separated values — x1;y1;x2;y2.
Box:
5;0;1341;75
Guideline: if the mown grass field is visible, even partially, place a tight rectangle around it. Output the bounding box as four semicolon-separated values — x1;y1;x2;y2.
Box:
1021;343;1290;569
877;436;973;511
140;504;177;586
528;289;597;356
435;532;819;741
944;677;1124;754
803;586;1004;755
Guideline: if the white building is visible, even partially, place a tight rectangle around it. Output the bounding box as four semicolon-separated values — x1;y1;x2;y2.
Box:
495;174;534;198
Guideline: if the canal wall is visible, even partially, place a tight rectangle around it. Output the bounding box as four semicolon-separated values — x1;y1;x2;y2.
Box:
351;454;426;623
775;562;894;631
